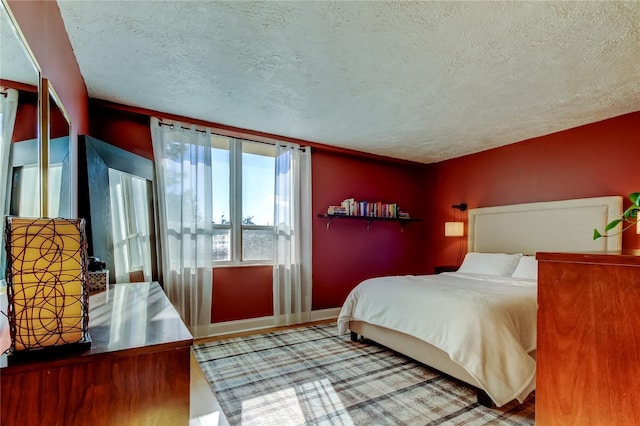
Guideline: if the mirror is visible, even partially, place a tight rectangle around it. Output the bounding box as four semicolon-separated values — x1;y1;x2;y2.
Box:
0;0;40;282
45;80;71;218
108;169;153;283
79;136;158;284
5;81;70;220
1;0;40;213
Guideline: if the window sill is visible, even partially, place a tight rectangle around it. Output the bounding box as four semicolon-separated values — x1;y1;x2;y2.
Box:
213;262;274;269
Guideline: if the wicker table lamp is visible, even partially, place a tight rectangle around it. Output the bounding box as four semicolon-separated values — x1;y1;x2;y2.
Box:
4;217;91;355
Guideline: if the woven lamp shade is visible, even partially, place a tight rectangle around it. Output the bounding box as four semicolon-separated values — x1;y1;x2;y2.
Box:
5;217;90;353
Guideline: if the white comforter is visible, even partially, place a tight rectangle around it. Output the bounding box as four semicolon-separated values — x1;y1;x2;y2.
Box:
337;272;537;407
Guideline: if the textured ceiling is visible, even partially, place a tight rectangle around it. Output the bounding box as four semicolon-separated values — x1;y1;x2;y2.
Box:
56;1;640;164
1;4;39;86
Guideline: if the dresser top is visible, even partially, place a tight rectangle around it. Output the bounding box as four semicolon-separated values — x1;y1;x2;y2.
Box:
536;249;640;266
1;282;193;370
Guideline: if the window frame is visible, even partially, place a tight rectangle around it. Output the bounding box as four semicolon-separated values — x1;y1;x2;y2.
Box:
212;137;275;266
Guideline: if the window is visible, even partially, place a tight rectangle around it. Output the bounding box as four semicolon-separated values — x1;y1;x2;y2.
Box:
212;137;275;264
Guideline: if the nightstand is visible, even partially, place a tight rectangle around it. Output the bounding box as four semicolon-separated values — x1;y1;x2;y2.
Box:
434;265;458;274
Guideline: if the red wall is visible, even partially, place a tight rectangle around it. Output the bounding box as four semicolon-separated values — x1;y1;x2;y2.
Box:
7;0;89;137
88;103;434;320
312;149;433;309
212;149;434;320
88;103;639;320
11;93;38;143
432;111;640;267
0;81;38;142
89;103;153;160
8;1;638;324
212;266;273;322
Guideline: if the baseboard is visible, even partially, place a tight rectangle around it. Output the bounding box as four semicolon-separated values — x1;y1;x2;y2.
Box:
192;316;276;338
194;307;341;338
310;307;340;321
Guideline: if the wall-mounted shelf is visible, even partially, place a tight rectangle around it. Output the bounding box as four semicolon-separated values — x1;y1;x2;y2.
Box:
318;214;421;231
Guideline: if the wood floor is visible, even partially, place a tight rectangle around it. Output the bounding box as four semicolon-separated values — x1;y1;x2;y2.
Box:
190;352;230;426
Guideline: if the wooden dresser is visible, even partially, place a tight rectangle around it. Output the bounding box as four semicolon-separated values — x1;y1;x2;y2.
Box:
536;251;640;426
1;282;193;426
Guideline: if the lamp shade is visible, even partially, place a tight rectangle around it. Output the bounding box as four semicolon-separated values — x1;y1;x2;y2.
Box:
445;221;464;237
5;217;90;353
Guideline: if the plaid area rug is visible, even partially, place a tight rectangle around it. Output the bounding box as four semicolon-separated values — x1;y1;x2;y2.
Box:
193;323;535;426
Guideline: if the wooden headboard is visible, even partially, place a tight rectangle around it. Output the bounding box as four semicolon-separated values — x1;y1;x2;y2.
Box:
468;196;623;255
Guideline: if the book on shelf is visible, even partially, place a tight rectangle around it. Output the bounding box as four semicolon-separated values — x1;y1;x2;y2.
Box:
340;198;355;216
329;198;405;219
327;205;347;215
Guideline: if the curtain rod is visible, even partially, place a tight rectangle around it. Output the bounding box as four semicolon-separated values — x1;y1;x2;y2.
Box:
0;91;7;98
157;119;309;151
158;121;208;134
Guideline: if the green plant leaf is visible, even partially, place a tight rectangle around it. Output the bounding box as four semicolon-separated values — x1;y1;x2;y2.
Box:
604;219;622;231
591;192;640;240
622;205;639;219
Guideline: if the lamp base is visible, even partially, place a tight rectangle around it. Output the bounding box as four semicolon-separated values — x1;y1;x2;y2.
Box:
6;333;92;366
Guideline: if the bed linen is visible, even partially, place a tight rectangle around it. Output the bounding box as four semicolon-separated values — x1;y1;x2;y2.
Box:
337;272;537;407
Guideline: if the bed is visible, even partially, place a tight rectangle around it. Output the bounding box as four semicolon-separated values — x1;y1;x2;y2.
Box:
338;196;623;407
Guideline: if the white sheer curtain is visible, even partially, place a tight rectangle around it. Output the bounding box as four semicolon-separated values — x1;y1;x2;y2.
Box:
273;143;312;326
150;117;213;335
1;88;18;286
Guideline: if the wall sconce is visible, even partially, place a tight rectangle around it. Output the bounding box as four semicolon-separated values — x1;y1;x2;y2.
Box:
5;217;91;356
444;203;467;237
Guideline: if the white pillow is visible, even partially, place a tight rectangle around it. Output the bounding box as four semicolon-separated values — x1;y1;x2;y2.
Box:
511;255;538;280
457;252;522;276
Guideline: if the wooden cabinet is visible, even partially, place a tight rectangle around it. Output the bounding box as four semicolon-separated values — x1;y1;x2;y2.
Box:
1;282;193;426
536;251;640;426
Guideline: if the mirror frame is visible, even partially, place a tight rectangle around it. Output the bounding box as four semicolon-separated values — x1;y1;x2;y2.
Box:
78;135;159;284
42;78;72;218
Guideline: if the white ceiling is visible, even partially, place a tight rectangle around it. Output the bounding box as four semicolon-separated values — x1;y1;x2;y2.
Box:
56;0;640;164
1;4;39;86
